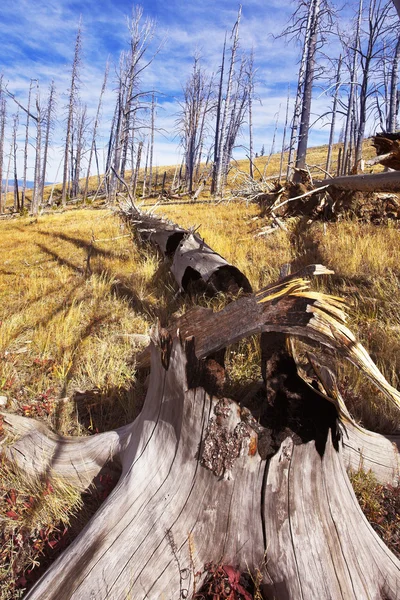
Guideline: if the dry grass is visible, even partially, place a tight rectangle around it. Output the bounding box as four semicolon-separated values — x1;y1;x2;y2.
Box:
0;208;168;435
350;469;400;559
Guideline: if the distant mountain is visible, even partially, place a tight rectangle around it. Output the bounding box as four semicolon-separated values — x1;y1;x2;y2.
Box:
2;180;53;190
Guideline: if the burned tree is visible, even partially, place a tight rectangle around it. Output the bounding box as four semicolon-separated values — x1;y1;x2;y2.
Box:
41;80;56;203
83;63;108;202
214;6;242;196
354;0;395;170
12;111;19;212
61;20;82;207
21;80;33;210
2;260;400;599
0;93;5;215
108;6;158;202
177;55;213;193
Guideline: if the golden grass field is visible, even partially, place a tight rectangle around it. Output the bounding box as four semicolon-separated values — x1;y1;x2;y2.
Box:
0;141;399;596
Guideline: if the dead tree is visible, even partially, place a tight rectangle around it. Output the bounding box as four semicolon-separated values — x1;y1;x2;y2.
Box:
283;0;315;181
31;81;42;216
354;0;394;170
109;7;158;202
177;55;213;193
387;28;400;132
295;0;321;177
341;0;363;174
215;5;242;196
12;111;19;212
147;93;155;194
83;62;108;202
211;34;226;195
21;80;33;210
71;103;88;198
326;55;342;174
131;139;143;199
2;256;400;598
61;20;82;206
41;80;56;203
0;94;5;215
247;49;256;179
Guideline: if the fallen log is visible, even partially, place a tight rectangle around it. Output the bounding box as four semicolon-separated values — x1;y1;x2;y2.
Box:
121;205;252;295
318;170;400;192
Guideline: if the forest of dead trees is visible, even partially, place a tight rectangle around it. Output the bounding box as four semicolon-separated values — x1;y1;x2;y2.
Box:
1;0;400;215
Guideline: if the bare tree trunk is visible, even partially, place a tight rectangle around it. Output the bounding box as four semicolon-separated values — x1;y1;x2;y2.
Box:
342;0;362;174
388;33;400;132
22;80;33;210
132;140;143;199
295;0;321;177
41;81;56;203
161;169;166;195
72;104;87;198
247;49;255;179
142;140;149;198
211;34;226;195
0;96;6;215
286;2;315;181
84;62;108;202
148;93;155;194
326;55;342;175
355;0;392;171
4;246;400;598
215;6;241;196
4;146;12;207
31;83;42;216
61;20;82;207
12;112;20;212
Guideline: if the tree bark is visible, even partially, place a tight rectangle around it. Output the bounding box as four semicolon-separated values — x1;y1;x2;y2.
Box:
388;32;400;132
121;206;252;295
342;0;362;174
318;169;400;191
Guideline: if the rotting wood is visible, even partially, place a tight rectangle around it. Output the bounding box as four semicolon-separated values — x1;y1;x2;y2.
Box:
3;326;399;599
318;170;400;192
120;204;252;295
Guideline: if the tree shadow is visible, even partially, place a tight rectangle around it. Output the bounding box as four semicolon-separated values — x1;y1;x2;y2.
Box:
38;230;130;262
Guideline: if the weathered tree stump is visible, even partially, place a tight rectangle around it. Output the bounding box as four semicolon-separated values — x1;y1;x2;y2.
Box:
3;326;399;599
2;270;400;599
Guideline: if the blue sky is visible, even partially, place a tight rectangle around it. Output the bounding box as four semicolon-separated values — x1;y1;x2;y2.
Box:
0;0;388;181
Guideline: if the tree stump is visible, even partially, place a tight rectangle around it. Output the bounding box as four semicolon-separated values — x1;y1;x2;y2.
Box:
4;326;398;600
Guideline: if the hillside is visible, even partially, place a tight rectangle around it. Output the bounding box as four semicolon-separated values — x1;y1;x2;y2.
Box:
0;139;382;212
0;145;399;597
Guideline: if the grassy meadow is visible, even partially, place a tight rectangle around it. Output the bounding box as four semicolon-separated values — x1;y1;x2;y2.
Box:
0;141;399;596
